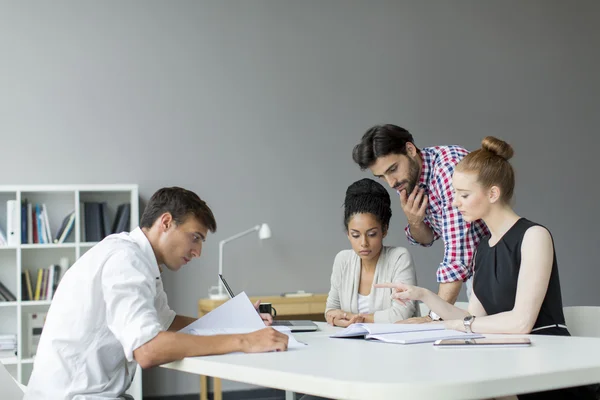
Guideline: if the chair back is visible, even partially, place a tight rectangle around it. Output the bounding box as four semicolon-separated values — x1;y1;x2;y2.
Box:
563;306;600;337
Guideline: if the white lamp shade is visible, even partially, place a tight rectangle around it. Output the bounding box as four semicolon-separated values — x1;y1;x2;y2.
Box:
258;223;272;240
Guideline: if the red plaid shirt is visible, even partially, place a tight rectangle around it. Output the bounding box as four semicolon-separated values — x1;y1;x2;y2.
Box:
403;146;489;283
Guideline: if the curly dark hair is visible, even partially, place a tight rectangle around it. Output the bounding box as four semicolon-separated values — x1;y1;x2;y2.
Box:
343;178;392;231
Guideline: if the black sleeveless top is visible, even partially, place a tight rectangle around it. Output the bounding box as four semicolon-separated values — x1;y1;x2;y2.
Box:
473;218;568;335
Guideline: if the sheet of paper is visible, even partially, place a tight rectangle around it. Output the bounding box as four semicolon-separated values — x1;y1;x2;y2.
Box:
179;292;264;334
331;322;445;338
367;329;484;344
179;292;306;349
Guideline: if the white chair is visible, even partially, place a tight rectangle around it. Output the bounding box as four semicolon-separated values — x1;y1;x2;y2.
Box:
563;306;600;337
0;362;25;399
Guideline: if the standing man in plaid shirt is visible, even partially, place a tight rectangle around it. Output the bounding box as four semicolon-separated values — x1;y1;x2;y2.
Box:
352;124;488;323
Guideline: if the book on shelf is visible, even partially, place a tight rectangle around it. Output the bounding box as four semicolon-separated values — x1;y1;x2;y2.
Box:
0;225;7;246
54;211;75;244
18;202;77;245
0;280;16;302
26;265;62;301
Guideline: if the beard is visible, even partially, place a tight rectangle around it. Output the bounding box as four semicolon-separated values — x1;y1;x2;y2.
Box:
395;157;421;194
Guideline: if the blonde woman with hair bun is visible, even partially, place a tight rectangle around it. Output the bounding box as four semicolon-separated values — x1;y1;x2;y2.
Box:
377;137;598;399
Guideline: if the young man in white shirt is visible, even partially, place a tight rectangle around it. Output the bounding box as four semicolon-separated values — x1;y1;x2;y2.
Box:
24;187;288;400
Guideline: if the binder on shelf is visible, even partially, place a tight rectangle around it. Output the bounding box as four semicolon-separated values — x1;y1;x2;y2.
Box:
84;202;103;242
6;200;19;245
112;204;131;234
21;201;27;244
100;202;111;239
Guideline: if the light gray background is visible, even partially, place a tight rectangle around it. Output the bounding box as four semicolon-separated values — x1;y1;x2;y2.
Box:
1;0;598;397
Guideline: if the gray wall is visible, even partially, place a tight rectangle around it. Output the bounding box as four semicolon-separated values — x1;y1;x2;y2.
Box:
2;0;599;397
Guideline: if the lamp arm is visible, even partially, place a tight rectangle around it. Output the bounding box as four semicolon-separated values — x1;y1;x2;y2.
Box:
217;225;261;296
219;225;261;245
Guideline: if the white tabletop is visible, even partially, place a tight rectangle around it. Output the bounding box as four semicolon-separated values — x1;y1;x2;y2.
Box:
160;323;600;399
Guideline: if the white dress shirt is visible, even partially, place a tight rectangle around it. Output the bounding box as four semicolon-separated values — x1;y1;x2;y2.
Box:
25;228;176;400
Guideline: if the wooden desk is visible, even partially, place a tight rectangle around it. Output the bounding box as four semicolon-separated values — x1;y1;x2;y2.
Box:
197;294;327;400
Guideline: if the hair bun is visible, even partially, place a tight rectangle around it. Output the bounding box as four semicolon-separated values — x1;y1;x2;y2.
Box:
481;136;514;160
345;178;390;206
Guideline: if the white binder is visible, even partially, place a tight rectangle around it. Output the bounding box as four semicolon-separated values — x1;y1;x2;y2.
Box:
6;200;19;246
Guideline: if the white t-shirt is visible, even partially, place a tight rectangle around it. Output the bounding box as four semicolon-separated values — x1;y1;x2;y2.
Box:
357;294;369;314
25;228;176;400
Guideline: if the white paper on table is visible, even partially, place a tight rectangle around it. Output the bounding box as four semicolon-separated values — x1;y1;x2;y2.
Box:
179;292;306;349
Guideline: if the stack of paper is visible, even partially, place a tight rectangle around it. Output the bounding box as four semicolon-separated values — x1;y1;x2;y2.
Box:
331;323;483;344
179;292;306;350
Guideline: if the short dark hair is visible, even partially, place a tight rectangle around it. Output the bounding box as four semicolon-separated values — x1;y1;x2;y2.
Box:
343;178;392;231
140;187;217;232
352;124;416;170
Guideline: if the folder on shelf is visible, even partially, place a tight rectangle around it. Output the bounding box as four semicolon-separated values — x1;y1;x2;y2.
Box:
100;202;111;239
6;200;19;246
21;201;27;244
112;204;131;234
84;202;103;242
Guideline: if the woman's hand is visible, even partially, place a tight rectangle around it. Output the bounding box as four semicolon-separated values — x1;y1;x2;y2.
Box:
333;313;365;328
326;310;346;325
374;282;428;305
326;310;365;327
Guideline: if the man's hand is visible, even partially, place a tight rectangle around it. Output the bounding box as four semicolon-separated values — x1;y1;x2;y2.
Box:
395;316;433;324
254;300;272;326
240;327;288;353
400;186;428;226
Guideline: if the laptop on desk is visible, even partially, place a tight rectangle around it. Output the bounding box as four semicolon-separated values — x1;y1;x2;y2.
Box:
218;274;318;332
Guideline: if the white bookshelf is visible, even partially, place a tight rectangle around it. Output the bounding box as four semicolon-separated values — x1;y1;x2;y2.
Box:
0;184;142;399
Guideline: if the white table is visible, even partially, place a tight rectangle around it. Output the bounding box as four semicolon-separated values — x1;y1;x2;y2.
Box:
160;323;600;399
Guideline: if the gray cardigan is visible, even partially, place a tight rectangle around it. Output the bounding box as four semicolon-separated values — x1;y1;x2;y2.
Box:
325;246;419;323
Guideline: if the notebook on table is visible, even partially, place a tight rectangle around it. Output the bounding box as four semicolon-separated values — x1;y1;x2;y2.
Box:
331;322;483;344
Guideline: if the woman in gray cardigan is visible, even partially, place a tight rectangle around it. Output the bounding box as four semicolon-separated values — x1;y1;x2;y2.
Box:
325;179;418;326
